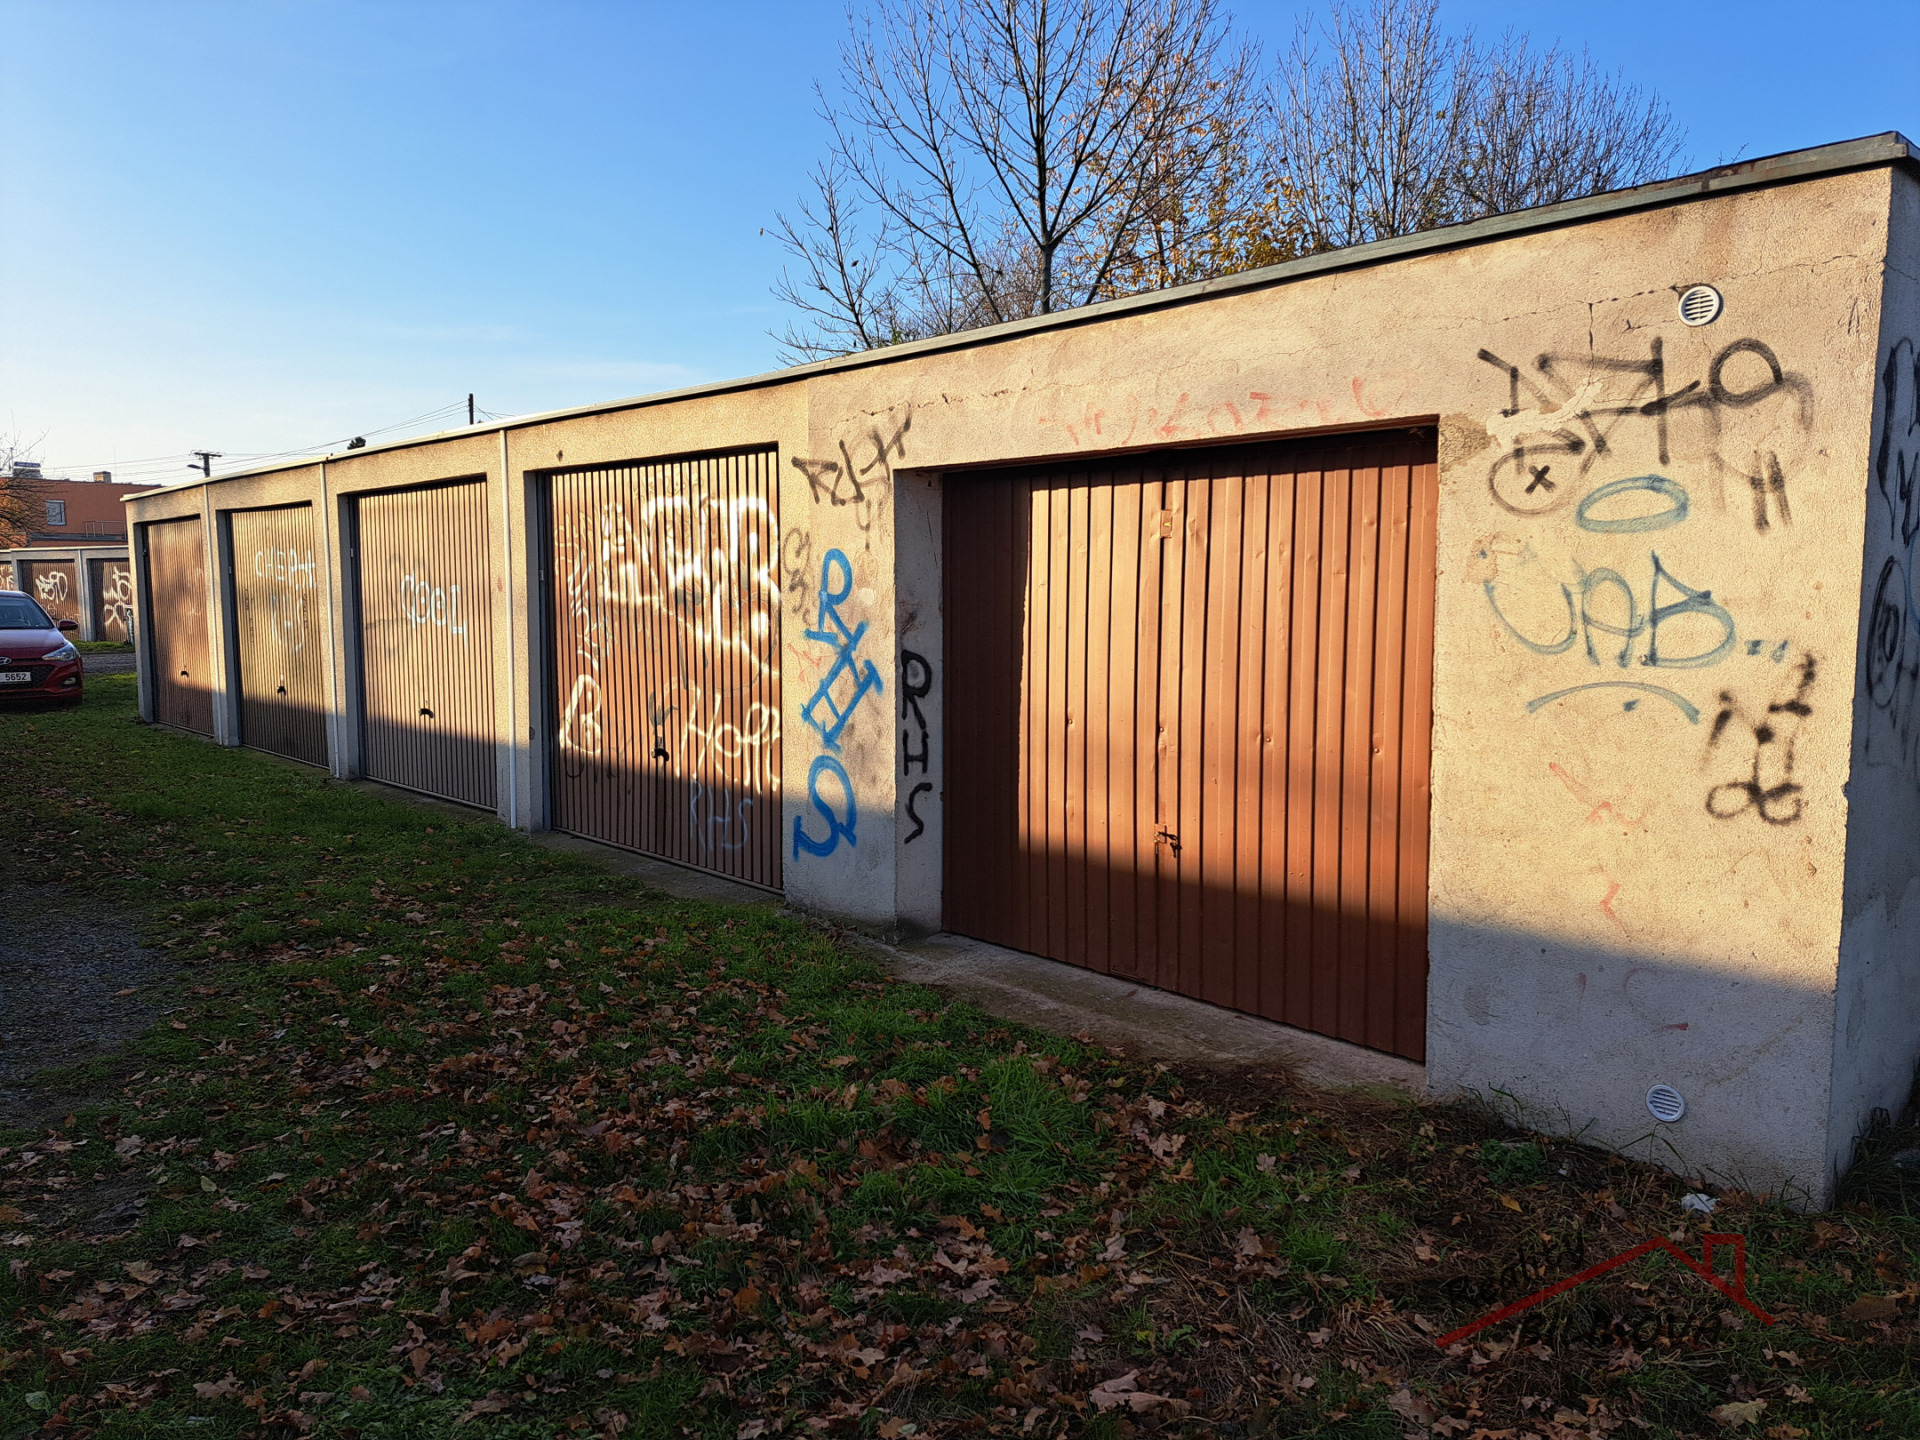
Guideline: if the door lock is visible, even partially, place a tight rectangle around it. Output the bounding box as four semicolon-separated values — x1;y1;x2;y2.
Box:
1155;827;1182;854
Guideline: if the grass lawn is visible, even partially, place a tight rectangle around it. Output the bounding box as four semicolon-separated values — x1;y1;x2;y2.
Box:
3;674;1919;1438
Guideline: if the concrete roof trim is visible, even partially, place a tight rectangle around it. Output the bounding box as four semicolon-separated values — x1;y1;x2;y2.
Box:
126;130;1915;501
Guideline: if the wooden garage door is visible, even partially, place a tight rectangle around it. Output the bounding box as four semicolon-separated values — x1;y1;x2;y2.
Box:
547;448;781;889
356;482;498;809
143;518;215;735
90;558;136;643
19;560;79;626
944;433;1437;1060
229;506;328;766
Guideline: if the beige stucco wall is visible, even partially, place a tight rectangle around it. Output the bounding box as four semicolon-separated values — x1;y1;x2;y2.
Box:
773;168;1890;1200
1838;167;1920;1184
124;157;1910;1200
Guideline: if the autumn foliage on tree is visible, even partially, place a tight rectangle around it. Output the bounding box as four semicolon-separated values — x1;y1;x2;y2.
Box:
773;0;1686;360
0;436;48;550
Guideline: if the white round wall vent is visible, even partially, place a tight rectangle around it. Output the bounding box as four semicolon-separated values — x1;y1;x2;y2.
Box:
1678;285;1723;326
1646;1084;1687;1123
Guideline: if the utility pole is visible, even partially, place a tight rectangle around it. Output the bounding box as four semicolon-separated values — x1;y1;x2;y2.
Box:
188;451;222;476
468;394;475;426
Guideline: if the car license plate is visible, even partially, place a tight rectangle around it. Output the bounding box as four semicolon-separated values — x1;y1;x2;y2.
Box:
0;671;32;684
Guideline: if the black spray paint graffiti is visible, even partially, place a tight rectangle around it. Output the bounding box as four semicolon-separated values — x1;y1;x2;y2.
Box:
900;648;933;844
1705;654;1816;825
790;412;911;532
1860;337;1920;790
792;548;883;861
1478;337;1811;530
1875;337;1920;549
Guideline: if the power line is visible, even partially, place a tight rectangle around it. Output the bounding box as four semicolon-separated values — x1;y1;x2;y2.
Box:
43;398;480;480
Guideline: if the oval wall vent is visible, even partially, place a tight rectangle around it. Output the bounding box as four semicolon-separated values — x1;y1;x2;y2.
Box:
1646;1084;1687;1123
1678;285;1723;326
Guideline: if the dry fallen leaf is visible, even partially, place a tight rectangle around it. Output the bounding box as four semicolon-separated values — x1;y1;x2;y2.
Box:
0;1206;25;1225
1387;1388;1441;1425
1088;1369;1189;1416
1500;1194;1523;1212
1710;1398;1766;1427
1841;1295;1900;1323
456;1391;511;1425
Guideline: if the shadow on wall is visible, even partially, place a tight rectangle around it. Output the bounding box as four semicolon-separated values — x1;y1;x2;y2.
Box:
1427;912;1850;1208
932;882;1853;1206
943;837;1429;1064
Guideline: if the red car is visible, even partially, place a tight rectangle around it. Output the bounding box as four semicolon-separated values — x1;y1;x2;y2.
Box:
0;590;83;705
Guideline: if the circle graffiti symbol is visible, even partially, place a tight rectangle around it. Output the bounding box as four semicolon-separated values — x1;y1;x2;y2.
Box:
1574;475;1691;534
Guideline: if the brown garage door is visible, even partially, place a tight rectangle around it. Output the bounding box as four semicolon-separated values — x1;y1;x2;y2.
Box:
90;558;136;643
228;506;328;766
19;560;79;626
143;518;215;735
547;448;781;888
944;432;1437;1060
355;481;497;809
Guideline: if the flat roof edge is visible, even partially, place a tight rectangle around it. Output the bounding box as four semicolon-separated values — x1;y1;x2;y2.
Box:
126;130;1915;499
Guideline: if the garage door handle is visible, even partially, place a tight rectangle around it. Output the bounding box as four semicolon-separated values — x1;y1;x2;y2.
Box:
179;669;189;678
1156;827;1182;854
419;707;435;719
276;685;286;695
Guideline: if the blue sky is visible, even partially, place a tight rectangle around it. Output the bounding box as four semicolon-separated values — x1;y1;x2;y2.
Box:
3;0;1916;485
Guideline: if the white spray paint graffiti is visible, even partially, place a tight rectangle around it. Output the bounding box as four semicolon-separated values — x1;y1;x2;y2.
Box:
97;564;136;641
252;546;317;652
554;489;781;857
399;572;467;636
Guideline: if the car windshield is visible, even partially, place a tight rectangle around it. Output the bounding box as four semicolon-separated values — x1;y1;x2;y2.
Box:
0;596;56;629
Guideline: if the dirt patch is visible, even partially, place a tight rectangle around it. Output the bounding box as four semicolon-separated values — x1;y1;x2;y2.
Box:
0;881;175;1131
81;650;138;677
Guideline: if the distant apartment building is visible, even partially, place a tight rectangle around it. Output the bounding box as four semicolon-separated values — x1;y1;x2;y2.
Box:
2;464;161;546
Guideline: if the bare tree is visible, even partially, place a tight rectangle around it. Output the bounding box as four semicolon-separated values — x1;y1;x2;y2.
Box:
773;0;1272;361
0;434;49;550
1273;0;1685;254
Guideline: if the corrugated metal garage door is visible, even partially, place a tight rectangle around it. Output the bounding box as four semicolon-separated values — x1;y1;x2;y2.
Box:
355;481;497;809
547;448;781;889
19;560;79;626
944;432;1437;1060
143;518;215;735
90;558;136;643
228;506;328;766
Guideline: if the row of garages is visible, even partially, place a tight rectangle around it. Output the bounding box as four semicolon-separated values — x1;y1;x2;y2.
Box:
131;451;784;892
119;134;1920;1204
1;546;137;642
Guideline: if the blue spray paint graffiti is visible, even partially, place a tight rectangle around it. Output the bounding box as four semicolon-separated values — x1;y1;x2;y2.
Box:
793;754;859;857
792;548;884;860
1573;475;1690;534
799;549;885;751
1485;550;1738;672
